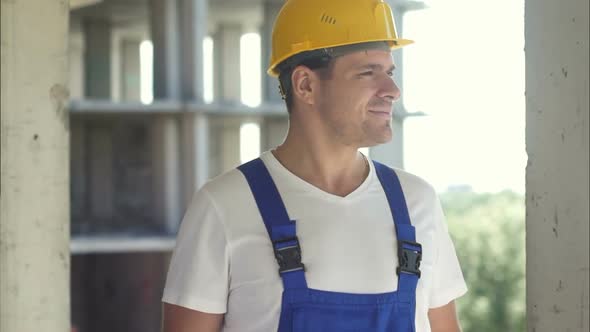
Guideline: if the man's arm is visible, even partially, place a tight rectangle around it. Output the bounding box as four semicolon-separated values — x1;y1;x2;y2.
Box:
428;300;462;332
162;303;224;332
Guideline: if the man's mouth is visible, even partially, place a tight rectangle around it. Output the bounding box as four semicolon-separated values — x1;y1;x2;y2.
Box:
368;110;392;119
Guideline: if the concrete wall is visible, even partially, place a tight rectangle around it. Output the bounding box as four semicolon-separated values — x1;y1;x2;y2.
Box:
525;0;589;330
0;1;70;331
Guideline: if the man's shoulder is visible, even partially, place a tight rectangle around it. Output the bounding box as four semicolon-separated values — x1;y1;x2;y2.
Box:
200;166;249;201
385;166;438;203
381;168;444;232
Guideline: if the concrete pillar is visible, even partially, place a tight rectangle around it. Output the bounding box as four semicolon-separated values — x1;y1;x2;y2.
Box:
150;0;181;100
149;0;183;232
0;1;70;331
193;126;209;190
69;16;85;100
84;18;112;99
178;0;210;205
525;0;589;330
121;39;142;101
220;119;242;172
261;1;283;103
181;113;209;207
261;117;289;151
150;115;182;234
207;118;241;177
151;116;182;234
88;125;114;220
370;3;406;168
214;23;242;104
178;0;207;102
211;23;243;175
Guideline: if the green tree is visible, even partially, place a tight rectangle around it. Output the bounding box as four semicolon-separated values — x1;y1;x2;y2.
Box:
440;190;525;332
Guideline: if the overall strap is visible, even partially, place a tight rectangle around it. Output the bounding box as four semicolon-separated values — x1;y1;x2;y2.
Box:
373;161;422;303
238;158;307;289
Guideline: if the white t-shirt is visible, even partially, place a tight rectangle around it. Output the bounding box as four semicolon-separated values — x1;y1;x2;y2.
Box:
162;151;467;332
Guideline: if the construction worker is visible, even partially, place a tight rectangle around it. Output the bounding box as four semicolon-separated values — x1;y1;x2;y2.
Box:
162;0;467;331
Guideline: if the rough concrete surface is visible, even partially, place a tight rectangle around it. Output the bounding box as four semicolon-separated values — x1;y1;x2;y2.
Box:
1;1;70;331
526;0;589;330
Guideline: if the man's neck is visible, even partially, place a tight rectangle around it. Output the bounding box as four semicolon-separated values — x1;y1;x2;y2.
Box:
272;130;369;197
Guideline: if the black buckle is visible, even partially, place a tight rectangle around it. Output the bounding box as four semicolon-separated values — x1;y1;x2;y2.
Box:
397;240;422;278
273;237;305;274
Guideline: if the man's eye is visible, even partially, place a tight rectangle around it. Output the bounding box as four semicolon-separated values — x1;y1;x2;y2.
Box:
387;71;394;77
360;71;374;76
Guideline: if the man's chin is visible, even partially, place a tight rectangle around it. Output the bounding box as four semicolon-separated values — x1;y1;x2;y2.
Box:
364;134;393;147
374;130;393;144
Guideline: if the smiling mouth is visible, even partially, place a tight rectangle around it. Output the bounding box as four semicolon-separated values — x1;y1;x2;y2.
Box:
368;110;392;118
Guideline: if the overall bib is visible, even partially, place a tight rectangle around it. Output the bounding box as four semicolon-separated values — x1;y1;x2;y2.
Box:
238;158;422;332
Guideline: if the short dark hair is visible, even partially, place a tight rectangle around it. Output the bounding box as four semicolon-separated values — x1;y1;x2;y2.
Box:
276;50;334;113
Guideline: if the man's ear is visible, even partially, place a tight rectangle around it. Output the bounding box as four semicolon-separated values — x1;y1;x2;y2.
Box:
291;65;318;106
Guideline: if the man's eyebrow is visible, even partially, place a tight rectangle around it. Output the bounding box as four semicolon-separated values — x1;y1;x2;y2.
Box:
355;64;396;71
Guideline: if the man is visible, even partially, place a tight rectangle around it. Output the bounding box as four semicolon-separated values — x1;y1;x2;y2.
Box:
162;0;467;331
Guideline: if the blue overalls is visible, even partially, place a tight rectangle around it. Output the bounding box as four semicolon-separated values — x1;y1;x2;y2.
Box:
238;158;422;332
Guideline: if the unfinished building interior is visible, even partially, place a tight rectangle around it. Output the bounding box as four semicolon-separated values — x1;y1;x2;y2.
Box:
1;0;588;331
67;1;418;330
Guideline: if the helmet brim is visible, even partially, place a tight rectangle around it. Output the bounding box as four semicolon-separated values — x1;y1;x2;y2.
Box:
267;38;414;77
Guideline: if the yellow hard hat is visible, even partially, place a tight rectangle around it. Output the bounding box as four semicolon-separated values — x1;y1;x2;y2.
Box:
268;0;413;77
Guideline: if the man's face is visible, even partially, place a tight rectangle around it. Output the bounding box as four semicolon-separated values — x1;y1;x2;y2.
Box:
314;49;400;148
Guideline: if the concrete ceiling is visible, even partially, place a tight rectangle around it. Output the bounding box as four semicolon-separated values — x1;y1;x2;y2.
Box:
71;0;148;25
70;0;269;31
70;0;426;32
70;0;103;10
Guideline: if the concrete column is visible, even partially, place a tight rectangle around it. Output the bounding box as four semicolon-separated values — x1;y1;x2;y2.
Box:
121;39;141;101
213;23;243;176
220;119;242;172
150;0;181;100
84;18;112;99
88;125;114;220
207;119;241;176
178;0;210;206
152;116;182;234
214;23;242;104
193;115;209;190
370;4;406;168
178;0;207;102
69;16;85;100
261;1;283;103
261;117;289;151
181;113;209;207
149;0;183;232
0;1;70;331
525;0;589;330
161;117;182;233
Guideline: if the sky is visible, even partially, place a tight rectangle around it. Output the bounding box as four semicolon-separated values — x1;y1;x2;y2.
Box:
402;0;526;193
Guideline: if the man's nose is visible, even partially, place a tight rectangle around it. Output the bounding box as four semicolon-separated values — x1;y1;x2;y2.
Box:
378;76;401;102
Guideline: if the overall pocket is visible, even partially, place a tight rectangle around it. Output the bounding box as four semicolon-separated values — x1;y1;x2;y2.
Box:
291;304;413;332
292;306;376;332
